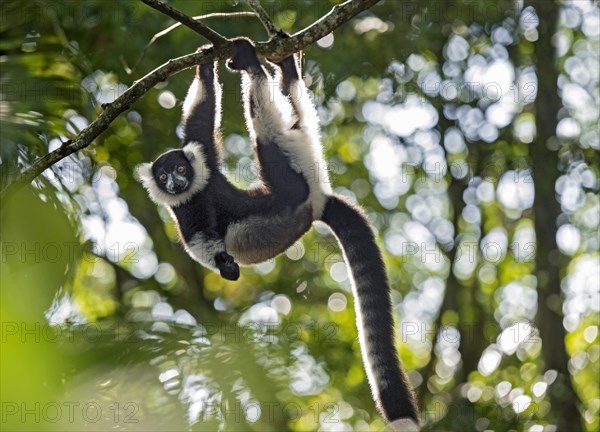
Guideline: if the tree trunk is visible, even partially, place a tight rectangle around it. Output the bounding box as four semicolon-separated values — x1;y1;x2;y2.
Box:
530;1;582;429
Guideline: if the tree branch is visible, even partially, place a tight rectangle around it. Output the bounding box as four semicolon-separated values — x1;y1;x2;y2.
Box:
129;12;258;74
244;0;280;37
140;0;228;47
0;0;381;205
259;0;381;62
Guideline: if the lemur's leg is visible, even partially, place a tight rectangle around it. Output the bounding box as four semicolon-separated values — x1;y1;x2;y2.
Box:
180;51;240;279
181;50;222;168
175;189;240;281
228;39;309;208
273;54;320;140
272;53;333;219
275;55;302;130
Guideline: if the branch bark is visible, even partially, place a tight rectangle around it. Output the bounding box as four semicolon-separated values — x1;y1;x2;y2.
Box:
0;0;381;205
245;0;280;37
262;0;380;61
129;12;258;74
140;0;228;47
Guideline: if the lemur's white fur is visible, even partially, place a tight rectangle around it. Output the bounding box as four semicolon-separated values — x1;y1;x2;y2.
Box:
182;75;222;130
182;78;201;121
243;71;332;219
135;143;210;207
285;76;332;217
277;68;320;138
241;73;294;142
183;232;224;271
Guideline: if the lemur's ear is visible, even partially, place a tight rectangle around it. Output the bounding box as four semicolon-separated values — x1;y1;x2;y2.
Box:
135;162;172;206
182;142;211;187
182;145;196;162
134;163;153;184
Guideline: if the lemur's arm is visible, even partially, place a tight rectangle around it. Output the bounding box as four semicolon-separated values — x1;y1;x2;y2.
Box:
176;193;240;281
181;56;222;168
186;229;240;281
179;56;238;280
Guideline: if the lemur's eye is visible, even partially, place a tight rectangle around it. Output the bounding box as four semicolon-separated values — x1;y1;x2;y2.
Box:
177;165;186;174
159;173;168;182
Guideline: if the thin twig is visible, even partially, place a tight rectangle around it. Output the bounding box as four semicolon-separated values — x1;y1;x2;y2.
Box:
129;12;258;74
1;0;382;205
140;0;228;47
244;0;279;37
257;0;380;62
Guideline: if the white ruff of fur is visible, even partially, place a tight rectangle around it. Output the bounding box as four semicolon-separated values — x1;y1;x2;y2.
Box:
243;71;331;219
183;232;224;271
135;143;210;207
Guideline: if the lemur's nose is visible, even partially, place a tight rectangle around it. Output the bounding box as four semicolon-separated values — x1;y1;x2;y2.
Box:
167;171;188;194
166;174;175;193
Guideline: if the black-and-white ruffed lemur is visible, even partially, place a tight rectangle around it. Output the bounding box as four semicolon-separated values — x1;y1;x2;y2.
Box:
136;39;419;425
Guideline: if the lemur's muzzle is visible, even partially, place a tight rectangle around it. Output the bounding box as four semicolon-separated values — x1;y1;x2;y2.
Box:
166;171;189;194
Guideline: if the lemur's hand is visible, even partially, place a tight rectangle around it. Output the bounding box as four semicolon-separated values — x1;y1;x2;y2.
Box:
227;38;261;72
215;251;240;281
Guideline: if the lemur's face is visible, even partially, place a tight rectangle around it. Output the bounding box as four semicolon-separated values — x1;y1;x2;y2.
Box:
152;150;194;195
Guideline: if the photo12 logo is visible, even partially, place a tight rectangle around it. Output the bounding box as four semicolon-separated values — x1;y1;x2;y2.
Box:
1;401;139;425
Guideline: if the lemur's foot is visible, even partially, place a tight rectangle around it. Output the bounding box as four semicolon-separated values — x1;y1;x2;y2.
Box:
197;62;215;80
275;55;300;82
195;45;216;79
227;38;261;72
275;55;297;71
215;251;240;281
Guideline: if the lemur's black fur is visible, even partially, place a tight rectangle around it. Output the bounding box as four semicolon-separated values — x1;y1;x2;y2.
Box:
136;39;419;425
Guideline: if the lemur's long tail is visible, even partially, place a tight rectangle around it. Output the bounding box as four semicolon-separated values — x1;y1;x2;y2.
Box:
320;194;419;424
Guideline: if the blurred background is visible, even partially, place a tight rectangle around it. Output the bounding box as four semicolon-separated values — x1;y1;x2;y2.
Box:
0;0;598;430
